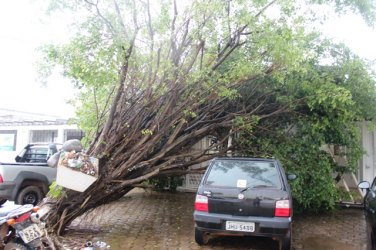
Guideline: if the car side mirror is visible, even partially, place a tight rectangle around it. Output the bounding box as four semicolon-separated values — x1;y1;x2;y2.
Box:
358;181;370;190
287;174;297;181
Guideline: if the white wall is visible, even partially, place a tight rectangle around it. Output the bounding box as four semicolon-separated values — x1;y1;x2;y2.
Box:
359;122;376;184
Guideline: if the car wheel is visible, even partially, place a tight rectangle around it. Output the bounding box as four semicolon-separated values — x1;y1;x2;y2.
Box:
195;227;209;245
4;242;28;250
0;198;7;206
279;226;292;250
16;186;44;206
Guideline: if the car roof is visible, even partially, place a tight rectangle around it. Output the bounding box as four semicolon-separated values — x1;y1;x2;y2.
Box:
26;143;62;148
212;157;278;162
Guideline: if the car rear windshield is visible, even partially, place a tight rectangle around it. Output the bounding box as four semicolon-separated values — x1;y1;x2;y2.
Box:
205;160;282;189
25;147;49;161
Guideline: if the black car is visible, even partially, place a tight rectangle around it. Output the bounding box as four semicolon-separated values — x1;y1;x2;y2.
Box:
193;157;296;250
358;179;376;249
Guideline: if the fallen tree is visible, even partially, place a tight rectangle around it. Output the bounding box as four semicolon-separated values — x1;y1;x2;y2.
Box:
38;0;376;240
40;0;297;236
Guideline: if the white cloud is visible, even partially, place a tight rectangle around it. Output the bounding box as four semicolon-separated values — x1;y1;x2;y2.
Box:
0;1;75;118
321;12;376;64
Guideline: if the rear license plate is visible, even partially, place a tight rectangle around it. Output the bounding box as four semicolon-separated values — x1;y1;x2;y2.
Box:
226;221;255;232
18;224;43;244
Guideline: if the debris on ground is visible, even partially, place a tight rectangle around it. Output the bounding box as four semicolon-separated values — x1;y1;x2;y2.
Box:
80;240;110;250
59;151;99;177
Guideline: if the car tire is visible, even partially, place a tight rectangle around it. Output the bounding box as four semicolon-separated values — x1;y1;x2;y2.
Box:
279;226;292;250
195;227;208;245
16;186;44;206
4;242;28;250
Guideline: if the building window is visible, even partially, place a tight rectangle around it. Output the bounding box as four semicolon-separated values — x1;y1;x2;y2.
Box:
64;129;84;141
0;130;17;151
30;130;58;143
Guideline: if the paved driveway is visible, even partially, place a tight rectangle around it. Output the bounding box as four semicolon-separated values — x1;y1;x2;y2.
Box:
65;189;368;250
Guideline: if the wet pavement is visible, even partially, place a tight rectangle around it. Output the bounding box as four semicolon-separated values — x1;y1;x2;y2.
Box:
65;188;369;250
293;208;367;250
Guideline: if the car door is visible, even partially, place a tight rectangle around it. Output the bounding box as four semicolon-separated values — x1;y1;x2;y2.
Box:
364;177;376;240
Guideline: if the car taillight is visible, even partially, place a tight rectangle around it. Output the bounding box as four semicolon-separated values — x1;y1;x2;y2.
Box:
195;195;208;212
0;174;3;183
275;200;291;217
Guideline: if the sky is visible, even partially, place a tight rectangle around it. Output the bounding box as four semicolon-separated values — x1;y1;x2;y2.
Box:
321;12;376;65
0;1;375;119
0;1;75;118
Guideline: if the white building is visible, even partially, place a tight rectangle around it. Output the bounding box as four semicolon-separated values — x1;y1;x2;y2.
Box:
179;123;376;195
0;109;83;162
335;122;376;191
358;122;376;184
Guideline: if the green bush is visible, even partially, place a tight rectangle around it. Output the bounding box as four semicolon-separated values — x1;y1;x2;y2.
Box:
148;176;183;192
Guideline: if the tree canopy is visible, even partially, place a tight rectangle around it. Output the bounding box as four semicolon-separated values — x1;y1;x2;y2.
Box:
38;0;376;236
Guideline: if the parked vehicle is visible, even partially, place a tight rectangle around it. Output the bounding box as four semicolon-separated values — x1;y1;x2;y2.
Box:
193;157;296;250
358;179;376;249
0;162;56;206
0;143;59;206
0;202;44;250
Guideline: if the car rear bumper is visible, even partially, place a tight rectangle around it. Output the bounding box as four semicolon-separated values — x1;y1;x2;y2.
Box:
194;211;291;238
0;182;16;200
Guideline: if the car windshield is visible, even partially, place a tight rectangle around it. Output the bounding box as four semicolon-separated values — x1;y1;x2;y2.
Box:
205;160;281;189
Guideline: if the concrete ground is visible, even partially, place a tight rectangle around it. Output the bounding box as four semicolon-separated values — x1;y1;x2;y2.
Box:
63;188;369;250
